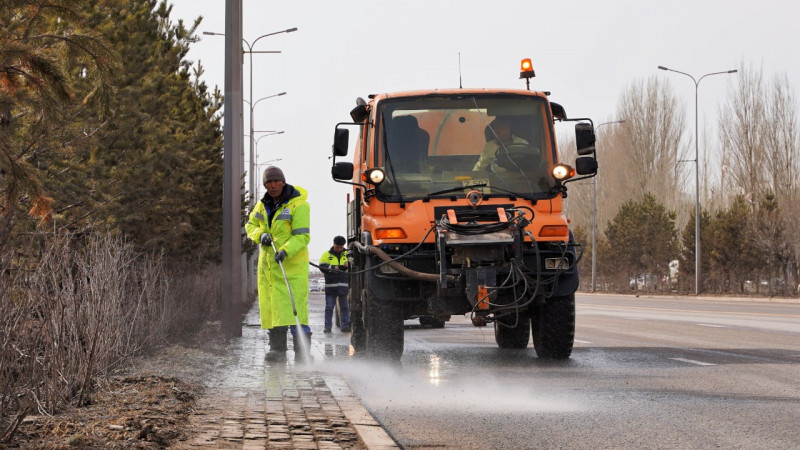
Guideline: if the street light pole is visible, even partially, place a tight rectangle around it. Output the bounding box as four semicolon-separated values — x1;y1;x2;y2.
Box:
203;28;296;206
253;132;284;199
658;65;737;295
245;92;285;205
592;120;626;292
244;28;295;208
204;27;296;302
254;155;283;199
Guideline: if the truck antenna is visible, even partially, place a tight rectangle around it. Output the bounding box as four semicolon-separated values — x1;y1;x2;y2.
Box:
458;52;463;89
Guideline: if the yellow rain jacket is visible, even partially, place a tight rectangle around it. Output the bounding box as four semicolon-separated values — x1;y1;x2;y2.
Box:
245;184;310;329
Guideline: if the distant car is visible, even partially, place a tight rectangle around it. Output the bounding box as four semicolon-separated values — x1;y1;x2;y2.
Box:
309;279;325;292
630;273;658;291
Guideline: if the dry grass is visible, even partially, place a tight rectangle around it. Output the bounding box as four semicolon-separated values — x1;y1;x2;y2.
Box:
0;231;222;443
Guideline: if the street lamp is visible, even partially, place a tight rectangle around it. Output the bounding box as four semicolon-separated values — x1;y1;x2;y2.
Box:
658;65;737;295
203;28;296;206
592;120;626;292
243;29;295;209
245;93;285;202
255;156;283;199
204;27;296;301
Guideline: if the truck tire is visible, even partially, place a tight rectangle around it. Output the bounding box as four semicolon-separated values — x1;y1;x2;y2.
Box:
419;316;446;328
494;316;530;349
364;293;404;360
530;294;575;359
350;308;366;352
335;298;341;328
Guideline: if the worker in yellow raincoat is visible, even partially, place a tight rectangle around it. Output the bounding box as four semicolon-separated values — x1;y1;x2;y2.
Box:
245;166;311;362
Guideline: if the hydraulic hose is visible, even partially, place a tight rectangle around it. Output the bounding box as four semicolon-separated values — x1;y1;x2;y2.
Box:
351;241;456;283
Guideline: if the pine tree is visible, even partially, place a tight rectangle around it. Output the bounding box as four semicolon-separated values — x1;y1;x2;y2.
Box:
0;0;115;248
66;0;224;261
603;193;678;288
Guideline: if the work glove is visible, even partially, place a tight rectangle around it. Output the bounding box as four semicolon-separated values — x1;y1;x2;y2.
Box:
260;233;272;246
274;249;287;263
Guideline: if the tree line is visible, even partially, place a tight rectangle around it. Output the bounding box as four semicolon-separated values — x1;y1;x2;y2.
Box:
1;0;224;261
1;1;224;442
565;63;799;296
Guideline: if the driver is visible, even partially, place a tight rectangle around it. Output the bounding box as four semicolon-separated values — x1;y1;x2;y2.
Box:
472;116;529;172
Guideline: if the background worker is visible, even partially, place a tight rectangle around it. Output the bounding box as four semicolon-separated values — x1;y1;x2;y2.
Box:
245;166;312;362
318;236;351;333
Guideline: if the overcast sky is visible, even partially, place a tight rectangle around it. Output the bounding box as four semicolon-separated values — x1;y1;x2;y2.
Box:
168;0;799;261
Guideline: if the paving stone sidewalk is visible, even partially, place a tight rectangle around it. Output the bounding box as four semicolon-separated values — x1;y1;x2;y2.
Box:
175;297;397;449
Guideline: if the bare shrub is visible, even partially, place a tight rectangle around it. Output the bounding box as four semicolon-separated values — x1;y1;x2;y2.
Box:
1;231;222;443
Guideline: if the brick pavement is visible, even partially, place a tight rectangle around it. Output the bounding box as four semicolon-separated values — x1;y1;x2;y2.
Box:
176;296;397;449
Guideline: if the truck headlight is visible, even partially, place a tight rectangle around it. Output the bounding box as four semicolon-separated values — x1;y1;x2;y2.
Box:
552;164;575;181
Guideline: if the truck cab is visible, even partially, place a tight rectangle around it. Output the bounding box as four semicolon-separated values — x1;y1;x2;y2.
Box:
330;62;597;360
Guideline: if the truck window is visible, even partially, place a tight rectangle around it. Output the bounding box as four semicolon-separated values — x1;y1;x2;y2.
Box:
375;95;555;201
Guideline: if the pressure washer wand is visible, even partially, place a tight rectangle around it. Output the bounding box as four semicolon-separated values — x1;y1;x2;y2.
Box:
270;238;298;317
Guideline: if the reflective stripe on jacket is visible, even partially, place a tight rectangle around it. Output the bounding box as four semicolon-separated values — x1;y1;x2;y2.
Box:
245;184;310;329
319;248;348;295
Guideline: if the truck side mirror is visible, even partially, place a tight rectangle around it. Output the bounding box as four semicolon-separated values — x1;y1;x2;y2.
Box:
575;123;596;155
331;162;354;180
333;128;349;157
575;156;598;175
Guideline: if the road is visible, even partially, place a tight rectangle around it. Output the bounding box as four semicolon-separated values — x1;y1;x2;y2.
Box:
314;293;800;449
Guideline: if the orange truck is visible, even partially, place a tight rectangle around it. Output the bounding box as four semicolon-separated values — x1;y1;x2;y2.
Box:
330;59;597;360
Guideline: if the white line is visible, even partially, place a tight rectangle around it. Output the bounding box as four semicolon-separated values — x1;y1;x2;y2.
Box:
574;339;592;344
669;357;715;366
696;323;726;328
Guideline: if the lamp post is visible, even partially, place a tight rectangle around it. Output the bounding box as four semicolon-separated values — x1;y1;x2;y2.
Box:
204;28;296;205
245;93;285;203
243;29;295;208
254;132;284;198
204;27;296;302
658;65;737;295
255;156;283;199
592;120;626;292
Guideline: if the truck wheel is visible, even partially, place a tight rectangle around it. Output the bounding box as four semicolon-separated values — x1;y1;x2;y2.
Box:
531;294;575;359
419;316;446;328
350;309;366;352
494;316;530;349
364;294;404;360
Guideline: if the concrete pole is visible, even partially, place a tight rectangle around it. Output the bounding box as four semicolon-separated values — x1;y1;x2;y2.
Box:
222;0;243;336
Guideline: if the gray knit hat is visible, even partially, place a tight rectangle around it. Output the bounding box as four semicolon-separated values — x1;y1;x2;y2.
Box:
263;166;285;184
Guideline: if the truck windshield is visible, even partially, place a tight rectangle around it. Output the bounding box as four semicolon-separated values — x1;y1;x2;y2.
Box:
375;94;556;202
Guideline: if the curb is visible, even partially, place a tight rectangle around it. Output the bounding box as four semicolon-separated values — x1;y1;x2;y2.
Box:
323;375;399;449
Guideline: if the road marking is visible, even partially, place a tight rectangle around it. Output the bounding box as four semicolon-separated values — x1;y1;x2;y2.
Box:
574;339;592;344
696;323;726;328
669;357;715;366
580;303;800;318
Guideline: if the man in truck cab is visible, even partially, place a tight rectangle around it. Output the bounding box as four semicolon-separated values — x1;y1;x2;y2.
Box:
472;116;530;172
319;235;351;333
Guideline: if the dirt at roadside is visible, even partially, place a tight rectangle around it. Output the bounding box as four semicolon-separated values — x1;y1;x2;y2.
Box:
7;325;229;449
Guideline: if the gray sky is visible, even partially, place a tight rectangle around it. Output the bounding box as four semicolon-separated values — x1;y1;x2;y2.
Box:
168;0;799;261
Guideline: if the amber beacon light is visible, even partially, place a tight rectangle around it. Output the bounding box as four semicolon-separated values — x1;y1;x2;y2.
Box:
520;59;535;78
520;58;535;90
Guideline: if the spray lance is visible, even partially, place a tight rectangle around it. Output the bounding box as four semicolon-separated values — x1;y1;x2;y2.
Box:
268;234;297;317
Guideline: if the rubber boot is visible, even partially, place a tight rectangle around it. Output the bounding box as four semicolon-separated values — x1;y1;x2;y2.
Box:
293;331;314;363
265;326;288;362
